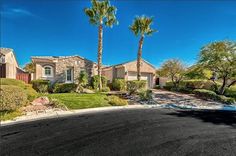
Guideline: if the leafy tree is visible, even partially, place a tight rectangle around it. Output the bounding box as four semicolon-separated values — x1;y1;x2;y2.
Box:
198;41;236;94
184;64;212;80
23;62;35;73
78;71;88;87
84;0;118;90
130;16;157;81
159;59;186;88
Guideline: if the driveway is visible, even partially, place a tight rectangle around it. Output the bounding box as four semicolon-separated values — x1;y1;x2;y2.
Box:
1;108;236;156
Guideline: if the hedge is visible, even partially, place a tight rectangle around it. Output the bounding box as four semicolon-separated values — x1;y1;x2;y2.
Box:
0;78;37;101
0;85;28;111
31;80;50;93
91;75;107;90
193;89;235;104
127;80;146;94
112;78;126;91
53;83;77;93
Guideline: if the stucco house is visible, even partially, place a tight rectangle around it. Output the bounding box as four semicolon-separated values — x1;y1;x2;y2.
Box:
102;59;156;88
31;55;97;83
0;48;24;78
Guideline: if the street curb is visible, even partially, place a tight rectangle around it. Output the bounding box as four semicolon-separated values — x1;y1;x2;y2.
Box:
0;105;145;127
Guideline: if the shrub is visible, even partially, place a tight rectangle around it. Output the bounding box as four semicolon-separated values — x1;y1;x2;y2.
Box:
139;89;153;101
91;75;107;90
112;78;126;91
107;95;128;106
0;78;37;101
127;80;147;94
193;89;218;100
101;87;110;92
49;98;68;110
0;85;28;111
53;83;77;93
154;85;161;89
193;89;235;104
217;95;235;104
31;80;50;93
225;86;236;98
78;71;88;87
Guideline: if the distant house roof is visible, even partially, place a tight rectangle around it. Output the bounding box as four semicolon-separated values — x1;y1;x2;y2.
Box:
32;55;96;64
0;48;13;55
103;59;156;69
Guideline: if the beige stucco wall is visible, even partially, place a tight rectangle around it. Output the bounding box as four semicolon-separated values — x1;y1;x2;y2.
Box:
102;67;113;82
125;60;156;74
4;52;18;79
116;67;125;79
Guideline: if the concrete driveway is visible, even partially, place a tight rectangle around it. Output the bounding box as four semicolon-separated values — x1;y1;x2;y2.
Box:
1;107;236;156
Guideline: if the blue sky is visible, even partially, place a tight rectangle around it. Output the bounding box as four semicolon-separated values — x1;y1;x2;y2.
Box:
1;0;236;68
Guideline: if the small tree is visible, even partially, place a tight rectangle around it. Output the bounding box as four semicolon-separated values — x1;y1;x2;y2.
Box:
159;59;186;88
198;41;236;94
23;62;35;73
78;71;88;87
184;64;212;80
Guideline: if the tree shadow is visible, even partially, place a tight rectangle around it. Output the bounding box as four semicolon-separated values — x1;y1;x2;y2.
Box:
167;110;236;128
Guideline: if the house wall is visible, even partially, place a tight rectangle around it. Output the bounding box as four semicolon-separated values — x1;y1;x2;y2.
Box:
4;52;19;79
125;60;156;74
116;67;125;79
102;67;113;83
34;56;95;84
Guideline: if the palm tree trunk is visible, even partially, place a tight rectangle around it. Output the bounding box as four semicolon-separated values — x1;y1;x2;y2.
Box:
137;35;144;81
98;24;103;90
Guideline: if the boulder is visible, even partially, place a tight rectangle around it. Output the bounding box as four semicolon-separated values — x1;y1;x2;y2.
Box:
82;88;95;94
31;97;50;106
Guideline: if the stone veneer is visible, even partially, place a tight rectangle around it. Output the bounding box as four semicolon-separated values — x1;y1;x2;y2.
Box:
33;56;97;84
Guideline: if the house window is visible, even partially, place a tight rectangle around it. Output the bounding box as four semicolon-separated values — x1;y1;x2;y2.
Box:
66;68;73;83
43;66;53;77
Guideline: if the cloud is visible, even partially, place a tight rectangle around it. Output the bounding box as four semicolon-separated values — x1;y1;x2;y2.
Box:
1;6;36;18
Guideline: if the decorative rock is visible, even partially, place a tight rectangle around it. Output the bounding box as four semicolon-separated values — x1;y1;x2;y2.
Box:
31;97;50;106
82;88;95;94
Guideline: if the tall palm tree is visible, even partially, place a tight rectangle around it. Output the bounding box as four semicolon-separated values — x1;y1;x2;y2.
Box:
84;0;118;90
130;16;156;81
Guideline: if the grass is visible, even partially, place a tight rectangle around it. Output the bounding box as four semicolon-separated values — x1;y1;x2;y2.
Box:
47;93;111;109
0;110;22;121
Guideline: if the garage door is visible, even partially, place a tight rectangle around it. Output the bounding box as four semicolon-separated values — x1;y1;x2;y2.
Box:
127;72;153;88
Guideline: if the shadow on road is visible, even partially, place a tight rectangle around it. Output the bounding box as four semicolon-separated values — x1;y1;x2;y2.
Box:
167;110;236;127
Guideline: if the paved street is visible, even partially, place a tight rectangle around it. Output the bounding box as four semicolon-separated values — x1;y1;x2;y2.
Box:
1;108;236;156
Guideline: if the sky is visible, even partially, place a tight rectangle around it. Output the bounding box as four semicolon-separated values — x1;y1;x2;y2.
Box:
1;0;236;68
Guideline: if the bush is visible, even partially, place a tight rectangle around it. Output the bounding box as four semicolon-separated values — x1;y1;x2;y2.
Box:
78;71;88;87
31;80;50;93
154;85;161;89
49;98;68;110
139;89;153;101
217;95;235;104
112;78;126;91
193;89;218;100
107;95;128;106
127;80;147;94
225;86;236;98
193;89;235;104
53;83;77;93
0;78;37;101
0;85;28;111
101;87;110;92
91;75;107;90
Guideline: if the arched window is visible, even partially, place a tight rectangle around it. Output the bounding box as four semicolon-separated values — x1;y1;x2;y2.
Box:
43;66;53;77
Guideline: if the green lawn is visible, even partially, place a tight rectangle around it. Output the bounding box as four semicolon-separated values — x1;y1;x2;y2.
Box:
47;93;111;109
0;110;22;121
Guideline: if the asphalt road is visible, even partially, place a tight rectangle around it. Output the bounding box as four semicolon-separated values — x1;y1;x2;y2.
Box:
1;108;236;156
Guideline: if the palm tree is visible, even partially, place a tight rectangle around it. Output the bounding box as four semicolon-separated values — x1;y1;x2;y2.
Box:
130;16;156;81
84;0;118;90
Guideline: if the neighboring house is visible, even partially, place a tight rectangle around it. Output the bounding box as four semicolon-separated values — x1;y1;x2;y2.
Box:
0;48;24;78
102;59;156;88
31;56;97;83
